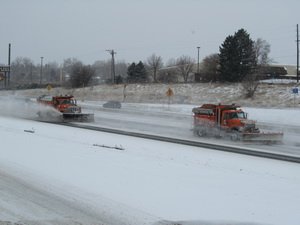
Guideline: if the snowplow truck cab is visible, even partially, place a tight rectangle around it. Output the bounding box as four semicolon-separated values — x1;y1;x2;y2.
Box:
52;96;81;114
192;104;283;143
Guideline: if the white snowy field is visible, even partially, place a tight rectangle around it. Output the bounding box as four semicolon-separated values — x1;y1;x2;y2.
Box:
0;103;300;225
3;81;300;108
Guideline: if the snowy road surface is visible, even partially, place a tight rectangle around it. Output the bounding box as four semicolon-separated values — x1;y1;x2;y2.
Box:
0;169;111;225
1;114;300;225
86;102;300;156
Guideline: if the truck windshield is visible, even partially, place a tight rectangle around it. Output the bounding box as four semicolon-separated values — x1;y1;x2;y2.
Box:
60;99;75;105
229;112;246;119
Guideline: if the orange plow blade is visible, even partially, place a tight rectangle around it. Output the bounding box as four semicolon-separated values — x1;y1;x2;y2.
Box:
241;132;283;143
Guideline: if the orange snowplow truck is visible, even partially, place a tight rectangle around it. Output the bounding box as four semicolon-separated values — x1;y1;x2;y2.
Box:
37;95;94;122
192;104;283;143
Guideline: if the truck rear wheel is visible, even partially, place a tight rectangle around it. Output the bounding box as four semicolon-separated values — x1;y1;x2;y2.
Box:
195;127;206;137
212;127;221;138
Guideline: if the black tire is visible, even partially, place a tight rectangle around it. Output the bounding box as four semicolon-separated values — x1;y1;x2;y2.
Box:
212;127;221;138
230;131;240;141
196;128;206;137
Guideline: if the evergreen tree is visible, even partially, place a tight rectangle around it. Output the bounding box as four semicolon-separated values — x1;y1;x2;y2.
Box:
126;62;136;82
219;29;255;82
126;61;147;83
115;75;123;84
135;61;147;82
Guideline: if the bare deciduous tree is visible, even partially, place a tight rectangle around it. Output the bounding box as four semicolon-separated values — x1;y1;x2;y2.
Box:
63;58;82;79
11;57;35;82
92;60;111;82
176;55;195;83
157;59;178;83
242;73;259;98
200;53;219;82
254;38;273;65
43;61;59;82
115;60;128;80
92;59;127;83
69;63;95;88
146;54;163;83
242;38;272;98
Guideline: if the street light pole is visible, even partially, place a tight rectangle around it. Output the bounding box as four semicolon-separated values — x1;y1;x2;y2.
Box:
8;43;11;87
297;24;299;83
197;47;200;74
40;57;43;84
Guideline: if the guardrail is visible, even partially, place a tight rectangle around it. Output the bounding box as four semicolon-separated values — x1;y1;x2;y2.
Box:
61;123;300;164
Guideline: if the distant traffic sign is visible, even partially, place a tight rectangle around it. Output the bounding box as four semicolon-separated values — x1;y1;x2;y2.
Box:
293;88;298;94
166;88;173;97
0;66;10;72
47;84;52;91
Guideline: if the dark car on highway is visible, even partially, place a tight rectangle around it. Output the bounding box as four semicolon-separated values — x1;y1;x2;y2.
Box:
103;100;122;109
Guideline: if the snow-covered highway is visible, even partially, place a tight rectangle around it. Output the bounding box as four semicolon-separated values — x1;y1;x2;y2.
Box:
1;102;300;225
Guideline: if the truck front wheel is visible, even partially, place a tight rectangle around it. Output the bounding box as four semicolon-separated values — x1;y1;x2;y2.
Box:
230;131;240;141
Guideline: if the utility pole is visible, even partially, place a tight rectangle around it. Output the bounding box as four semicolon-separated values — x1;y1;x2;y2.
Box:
197;46;200;74
297;24;299;83
40;57;43;84
106;50;116;84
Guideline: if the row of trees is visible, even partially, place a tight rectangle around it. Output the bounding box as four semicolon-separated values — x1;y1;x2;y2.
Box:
126;55;196;84
4;28;272;96
6;54;196;87
124;29;271;87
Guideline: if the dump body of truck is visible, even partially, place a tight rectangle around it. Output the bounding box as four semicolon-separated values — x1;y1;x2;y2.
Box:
37;95;94;122
192;104;283;143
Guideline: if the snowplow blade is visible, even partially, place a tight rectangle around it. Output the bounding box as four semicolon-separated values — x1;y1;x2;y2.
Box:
241;132;283;143
62;113;94;122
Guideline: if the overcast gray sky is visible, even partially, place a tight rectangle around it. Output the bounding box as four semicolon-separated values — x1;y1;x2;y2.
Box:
1;0;299;66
